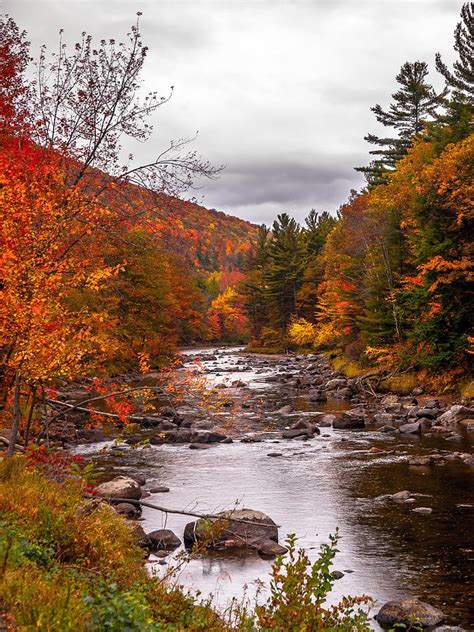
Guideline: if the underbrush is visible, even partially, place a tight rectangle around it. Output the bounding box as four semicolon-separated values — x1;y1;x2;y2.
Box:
0;456;373;630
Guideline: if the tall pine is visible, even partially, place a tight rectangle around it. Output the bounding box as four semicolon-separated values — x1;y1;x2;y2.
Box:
435;2;474;139
356;61;447;185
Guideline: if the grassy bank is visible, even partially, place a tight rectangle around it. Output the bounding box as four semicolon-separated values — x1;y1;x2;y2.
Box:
0;456;373;631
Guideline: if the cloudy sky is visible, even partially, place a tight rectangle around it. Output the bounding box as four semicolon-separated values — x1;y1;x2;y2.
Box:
5;0;461;225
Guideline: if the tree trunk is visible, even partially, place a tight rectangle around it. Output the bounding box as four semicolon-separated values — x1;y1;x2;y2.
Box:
7;371;21;457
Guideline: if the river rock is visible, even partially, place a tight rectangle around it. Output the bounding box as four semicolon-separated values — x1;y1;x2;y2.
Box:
381;394;400;406
423;399;440;408
189;442;212;449
190;430;228;444
316;414;336;427
183;508;279;551
325;378;347;390
95;476;142;500
149;485;170;493
308;389;327;402
409;456;434;466
412;507;433;514
415;408;440;419
331;570;344;579
147;529;182;551
149;430;192;444
374;413;396;424
333;409;367;429
115;502;141;519
390;490;412;502
257;540;288;557
379;425;397;433
375;598;444;628
399;421;421;434
437;405;474;426
282;428;314;439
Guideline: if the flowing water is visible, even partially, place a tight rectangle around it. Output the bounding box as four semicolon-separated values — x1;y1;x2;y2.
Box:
77;347;474;629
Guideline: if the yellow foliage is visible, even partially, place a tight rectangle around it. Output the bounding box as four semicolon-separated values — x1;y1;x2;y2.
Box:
288;318;317;346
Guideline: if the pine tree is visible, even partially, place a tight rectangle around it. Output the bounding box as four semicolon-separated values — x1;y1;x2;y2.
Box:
435;2;473;139
264;213;305;331
356;61;447;185
436;2;474;105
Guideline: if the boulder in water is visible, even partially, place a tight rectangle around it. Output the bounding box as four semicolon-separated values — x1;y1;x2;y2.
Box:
376;598;444;629
95;476;142;500
183;508;279;551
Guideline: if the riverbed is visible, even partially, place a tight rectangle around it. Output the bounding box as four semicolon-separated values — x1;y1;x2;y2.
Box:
77;347;474;629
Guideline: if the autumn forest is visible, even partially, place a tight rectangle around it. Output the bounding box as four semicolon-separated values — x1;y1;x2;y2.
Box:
0;2;473;630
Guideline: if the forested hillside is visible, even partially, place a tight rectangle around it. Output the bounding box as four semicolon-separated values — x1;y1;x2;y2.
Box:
241;2;473;386
0;13;254;391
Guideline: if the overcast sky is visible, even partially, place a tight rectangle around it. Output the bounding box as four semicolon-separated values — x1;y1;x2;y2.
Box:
5;0;462;225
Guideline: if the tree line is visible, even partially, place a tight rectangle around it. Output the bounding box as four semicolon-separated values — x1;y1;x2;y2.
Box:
240;2;473;376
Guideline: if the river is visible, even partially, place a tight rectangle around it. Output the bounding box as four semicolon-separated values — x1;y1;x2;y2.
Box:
77;347;474;629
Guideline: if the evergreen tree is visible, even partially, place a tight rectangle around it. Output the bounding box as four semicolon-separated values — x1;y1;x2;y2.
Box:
436;2;474;105
356;61;447;185
242;225;271;338
264;214;305;331
435;2;474;139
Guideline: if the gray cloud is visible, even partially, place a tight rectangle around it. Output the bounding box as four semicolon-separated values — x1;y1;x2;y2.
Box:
4;0;461;224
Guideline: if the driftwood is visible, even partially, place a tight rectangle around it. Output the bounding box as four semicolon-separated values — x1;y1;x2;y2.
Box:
87;495;281;528
46;386;166;425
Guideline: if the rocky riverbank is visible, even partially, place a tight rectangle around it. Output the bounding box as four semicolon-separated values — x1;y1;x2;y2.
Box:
63;347;474;629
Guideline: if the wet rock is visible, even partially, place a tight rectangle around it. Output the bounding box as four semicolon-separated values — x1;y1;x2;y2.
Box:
149;485;170;493
189;443;212;450
381;394;400;406
379;425;397;433
333;409;367;430
115;502;141;519
267;452;283;457
423;399;440;409
241;435;263;443
331;570;344;579
390;490;412;502
399;421;421;434
408;456;434;466
374;413;396;424
464;454;474;467
95;476;142;501
375;598;444;629
325;378;347;390
438;405;474;426
190;430;228;444
330;387;353;399
412;387;424;396
257;540;288;557
412;507;433;514
184;508;279;551
282;428;314;439
150;430;192;444
415;408;440;419
316;414;336;427
132;474;146;486
147;529;182;551
308;389;327;402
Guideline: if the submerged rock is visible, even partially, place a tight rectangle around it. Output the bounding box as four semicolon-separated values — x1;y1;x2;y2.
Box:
376;598;444;629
